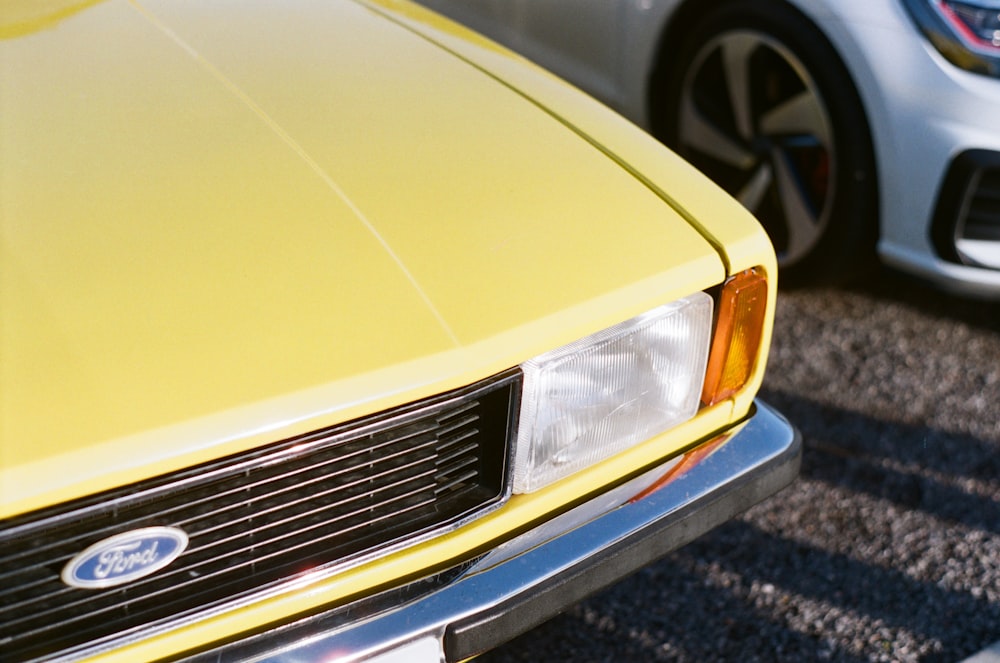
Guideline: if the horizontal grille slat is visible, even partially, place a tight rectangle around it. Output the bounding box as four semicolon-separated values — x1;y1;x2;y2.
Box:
183;439;443;537
186;466;440;547
0;429;437;573
436;472;482;496
2;466;443;632
0;370;520;661
2;433;445;579
437;438;480;466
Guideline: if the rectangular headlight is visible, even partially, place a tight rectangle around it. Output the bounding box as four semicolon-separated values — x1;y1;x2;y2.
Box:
513;292;713;493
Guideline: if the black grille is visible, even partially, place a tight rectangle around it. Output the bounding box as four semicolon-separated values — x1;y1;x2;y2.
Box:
931;149;1000;263
963;167;1000;242
0;370;520;662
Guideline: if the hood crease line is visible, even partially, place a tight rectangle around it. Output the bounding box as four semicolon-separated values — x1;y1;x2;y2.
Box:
125;0;462;347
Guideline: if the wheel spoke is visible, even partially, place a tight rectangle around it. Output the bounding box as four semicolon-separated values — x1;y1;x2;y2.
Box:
771;146;820;261
677;28;843;269
680;95;755;169
737;162;773;212
760;90;831;147
720;34;758;141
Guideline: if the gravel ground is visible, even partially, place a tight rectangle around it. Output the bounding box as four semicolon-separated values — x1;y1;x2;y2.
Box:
480;269;1000;662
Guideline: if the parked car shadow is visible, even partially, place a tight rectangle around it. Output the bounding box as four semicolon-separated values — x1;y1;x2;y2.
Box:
843;265;1000;333
482;388;999;662
762;388;1000;535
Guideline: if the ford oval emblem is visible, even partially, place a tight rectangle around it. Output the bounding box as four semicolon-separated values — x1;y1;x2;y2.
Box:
61;526;189;589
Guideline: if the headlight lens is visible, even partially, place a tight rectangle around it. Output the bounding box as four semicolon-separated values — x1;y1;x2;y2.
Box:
902;0;1000;77
513;293;713;493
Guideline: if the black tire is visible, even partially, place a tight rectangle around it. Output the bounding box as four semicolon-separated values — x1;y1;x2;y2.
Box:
650;0;878;286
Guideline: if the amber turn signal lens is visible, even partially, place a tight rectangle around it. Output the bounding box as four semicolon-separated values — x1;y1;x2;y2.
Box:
701;268;768;406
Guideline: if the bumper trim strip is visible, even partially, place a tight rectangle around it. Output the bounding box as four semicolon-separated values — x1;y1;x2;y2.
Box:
187;399;800;663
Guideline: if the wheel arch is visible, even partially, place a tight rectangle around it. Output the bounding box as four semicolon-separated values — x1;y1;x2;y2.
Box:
645;0;882;284
646;0;730;133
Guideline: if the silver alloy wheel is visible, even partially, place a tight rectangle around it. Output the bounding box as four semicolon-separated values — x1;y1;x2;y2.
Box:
678;30;835;267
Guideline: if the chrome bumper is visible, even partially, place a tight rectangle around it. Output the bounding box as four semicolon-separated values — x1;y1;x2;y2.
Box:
187;399;800;663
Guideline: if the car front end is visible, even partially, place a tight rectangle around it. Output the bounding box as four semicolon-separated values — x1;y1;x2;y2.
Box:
799;0;1000;296
0;1;799;661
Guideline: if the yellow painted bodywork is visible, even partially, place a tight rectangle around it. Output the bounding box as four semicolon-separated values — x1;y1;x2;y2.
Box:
0;0;776;659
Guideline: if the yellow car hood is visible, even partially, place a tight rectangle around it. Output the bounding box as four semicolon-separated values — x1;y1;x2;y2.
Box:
0;0;724;516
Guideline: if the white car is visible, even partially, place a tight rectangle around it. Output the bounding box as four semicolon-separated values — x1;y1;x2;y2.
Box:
416;0;1000;295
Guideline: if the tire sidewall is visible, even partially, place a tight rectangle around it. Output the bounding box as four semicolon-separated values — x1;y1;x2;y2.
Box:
651;0;879;286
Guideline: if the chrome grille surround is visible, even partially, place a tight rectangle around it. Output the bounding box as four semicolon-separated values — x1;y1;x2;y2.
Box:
0;369;520;662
